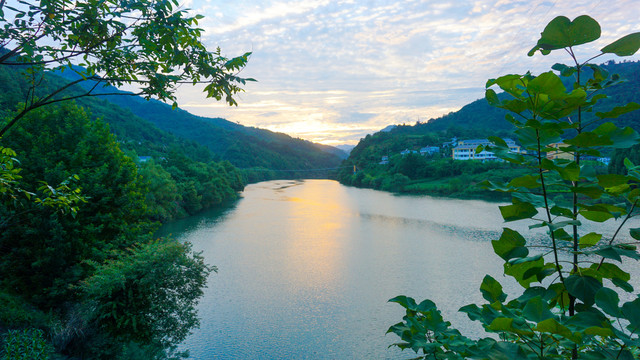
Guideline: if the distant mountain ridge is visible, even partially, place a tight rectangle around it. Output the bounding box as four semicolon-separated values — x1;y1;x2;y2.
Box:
342;60;640;171
54;69;346;170
421;60;640;134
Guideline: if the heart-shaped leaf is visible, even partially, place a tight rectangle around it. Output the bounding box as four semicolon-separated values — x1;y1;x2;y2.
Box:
529;15;601;56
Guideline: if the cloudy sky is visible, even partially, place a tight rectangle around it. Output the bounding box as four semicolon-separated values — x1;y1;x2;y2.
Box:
174;0;640;146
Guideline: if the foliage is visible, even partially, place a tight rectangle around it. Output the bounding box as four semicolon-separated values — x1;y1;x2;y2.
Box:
0;145;83;220
1;329;54;360
82;238;212;352
137;160;183;221
339;153;522;199
0;101;224;358
0;102;154;306
0;0;253;137
0;292;50;329
0;146;20;199
388;15;640;359
0;1;255;357
159;153;244;217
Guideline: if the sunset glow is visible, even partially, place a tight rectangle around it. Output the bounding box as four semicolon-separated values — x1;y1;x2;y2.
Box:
177;1;640;145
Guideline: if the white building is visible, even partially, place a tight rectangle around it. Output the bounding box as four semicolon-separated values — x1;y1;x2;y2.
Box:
400;149;418;156
452;139;520;161
420;146;440;156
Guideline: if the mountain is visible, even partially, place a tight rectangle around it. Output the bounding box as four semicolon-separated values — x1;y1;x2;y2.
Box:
53;69;345;172
335;60;640;195
335;144;356;155
345;60;640;166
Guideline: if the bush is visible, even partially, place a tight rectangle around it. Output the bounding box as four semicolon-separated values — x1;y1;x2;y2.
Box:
1;329;54;360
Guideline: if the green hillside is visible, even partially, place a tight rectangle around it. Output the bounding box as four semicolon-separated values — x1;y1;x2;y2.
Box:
337;60;640;197
54;69;346;172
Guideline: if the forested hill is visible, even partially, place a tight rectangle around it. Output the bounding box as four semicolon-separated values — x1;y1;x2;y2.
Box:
345;60;640;165
424;60;640;133
336;60;640;197
55;69;347;170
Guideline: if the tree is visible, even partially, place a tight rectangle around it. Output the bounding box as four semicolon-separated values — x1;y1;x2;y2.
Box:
137;160;182;222
0;103;152;306
0;0;253;137
81;238;213;354
388;15;640;359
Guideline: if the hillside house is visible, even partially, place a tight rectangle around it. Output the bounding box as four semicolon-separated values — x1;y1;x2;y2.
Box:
546;143;573;160
420;146;440;156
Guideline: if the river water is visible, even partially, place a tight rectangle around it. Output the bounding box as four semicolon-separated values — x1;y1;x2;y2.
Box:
157;179;636;359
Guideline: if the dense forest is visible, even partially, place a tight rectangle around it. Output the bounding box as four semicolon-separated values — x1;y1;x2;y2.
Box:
337;60;640;198
0;59;253;357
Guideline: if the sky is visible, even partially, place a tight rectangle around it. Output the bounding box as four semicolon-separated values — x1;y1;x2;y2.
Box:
174;0;640;146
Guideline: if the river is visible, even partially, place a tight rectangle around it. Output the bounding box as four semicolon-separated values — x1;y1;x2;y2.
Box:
157;179;635;359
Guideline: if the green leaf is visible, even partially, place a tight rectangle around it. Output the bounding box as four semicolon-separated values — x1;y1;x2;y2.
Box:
488;136;508;148
552;63;577;77
630;228;640;240
527;71;567;98
505;257;545;288
565;275;602;306
522;296;554;323
509;175;540;189
473;340;530;360
488;317;534;337
579;210;613;222
594;246;622;262
388;295;417;310
550;205;572;218
510;254;543;265
573;185;604;199
565;311;614;337
593;262;630;282
579;232;602;249
595;287;621;317
596;102;640;119
499;200;538;222
597;174;628;188
621;298;640;329
528;15;601;56
485;89;500;106
546;220;581;232
601;32;640;56
535;318;580;342
611;278;634;293
565;132;611;147
492;228;529;261
415;299;437;313
592;123;640;149
480;275;507;303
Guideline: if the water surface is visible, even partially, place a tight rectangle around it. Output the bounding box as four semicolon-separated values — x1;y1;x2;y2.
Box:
159;179;636;359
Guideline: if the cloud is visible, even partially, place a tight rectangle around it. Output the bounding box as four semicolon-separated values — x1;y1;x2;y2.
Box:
178;0;640;145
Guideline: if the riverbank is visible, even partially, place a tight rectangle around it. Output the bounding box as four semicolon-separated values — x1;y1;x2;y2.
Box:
337;166;527;202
